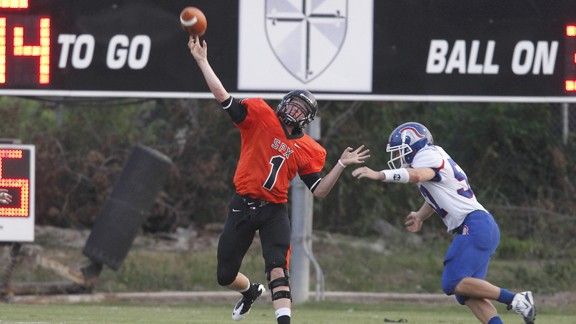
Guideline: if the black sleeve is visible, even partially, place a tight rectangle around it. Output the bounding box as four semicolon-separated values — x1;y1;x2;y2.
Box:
221;96;247;124
300;172;322;192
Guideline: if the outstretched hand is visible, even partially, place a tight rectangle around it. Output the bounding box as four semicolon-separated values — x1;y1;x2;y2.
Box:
188;35;207;62
339;145;370;167
351;166;383;180
404;212;423;233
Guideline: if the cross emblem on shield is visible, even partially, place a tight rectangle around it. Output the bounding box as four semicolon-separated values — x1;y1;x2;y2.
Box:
265;0;348;83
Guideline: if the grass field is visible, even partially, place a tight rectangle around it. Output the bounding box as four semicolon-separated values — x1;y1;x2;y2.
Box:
4;229;576;324
16;228;576;295
0;301;575;324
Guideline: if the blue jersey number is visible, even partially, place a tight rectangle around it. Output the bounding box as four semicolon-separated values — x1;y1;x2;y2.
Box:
448;159;474;198
419;185;448;218
419;158;474;218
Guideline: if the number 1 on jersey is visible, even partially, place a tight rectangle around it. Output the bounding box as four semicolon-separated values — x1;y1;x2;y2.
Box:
263;155;285;190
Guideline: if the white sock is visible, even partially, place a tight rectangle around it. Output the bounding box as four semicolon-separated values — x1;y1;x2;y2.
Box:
275;307;291;318
239;281;250;293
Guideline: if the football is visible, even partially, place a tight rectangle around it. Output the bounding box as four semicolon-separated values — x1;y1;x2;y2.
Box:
179;6;207;36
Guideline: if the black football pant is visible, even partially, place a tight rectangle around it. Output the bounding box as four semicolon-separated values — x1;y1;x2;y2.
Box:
216;193;291;286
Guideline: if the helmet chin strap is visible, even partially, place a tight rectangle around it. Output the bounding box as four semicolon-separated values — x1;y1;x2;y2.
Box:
279;116;304;135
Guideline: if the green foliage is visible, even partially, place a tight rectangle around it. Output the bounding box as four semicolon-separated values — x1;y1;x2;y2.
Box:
315;101;575;239
543;260;576;288
0;97;573;244
113;250;220;291
315;236;444;293
13;233;576;295
496;238;540;259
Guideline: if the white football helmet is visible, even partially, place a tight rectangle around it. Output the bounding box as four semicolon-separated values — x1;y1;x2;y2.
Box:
386;122;433;169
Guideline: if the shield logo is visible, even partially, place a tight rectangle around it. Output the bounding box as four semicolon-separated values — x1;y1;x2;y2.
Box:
265;0;348;83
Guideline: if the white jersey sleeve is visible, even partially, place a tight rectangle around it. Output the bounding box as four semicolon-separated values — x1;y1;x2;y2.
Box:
411;145;487;232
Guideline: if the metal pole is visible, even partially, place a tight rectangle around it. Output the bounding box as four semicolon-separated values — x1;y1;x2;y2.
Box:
562;103;569;145
290;117;322;304
1;243;22;302
290;178;311;304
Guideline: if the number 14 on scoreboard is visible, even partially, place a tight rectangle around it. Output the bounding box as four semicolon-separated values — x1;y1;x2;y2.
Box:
0;0;50;84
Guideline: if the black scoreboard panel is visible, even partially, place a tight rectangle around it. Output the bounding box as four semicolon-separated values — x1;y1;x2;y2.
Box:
373;1;569;98
2;0;576;102
0;0;236;95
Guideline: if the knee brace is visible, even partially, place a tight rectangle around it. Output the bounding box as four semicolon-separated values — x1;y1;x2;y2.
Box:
267;268;291;301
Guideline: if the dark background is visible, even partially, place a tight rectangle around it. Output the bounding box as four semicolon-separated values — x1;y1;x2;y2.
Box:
2;0;576;98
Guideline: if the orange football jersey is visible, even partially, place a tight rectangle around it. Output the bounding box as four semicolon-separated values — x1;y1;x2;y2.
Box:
233;98;326;203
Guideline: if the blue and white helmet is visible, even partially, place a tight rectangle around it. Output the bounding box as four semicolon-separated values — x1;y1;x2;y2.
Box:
386;122;434;169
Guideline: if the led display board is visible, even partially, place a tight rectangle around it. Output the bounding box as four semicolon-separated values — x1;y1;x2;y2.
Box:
1;0;576;102
0;144;35;242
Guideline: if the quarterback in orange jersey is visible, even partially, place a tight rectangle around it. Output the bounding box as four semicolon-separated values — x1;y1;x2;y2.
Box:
189;36;369;324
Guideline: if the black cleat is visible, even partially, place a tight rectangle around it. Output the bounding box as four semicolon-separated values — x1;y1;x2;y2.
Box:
232;283;265;321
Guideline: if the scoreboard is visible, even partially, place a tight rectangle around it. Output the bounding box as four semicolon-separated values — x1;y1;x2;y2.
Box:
0;144;35;242
1;0;576;102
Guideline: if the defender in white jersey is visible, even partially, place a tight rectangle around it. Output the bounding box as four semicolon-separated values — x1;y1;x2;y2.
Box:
352;122;536;324
412;145;487;232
